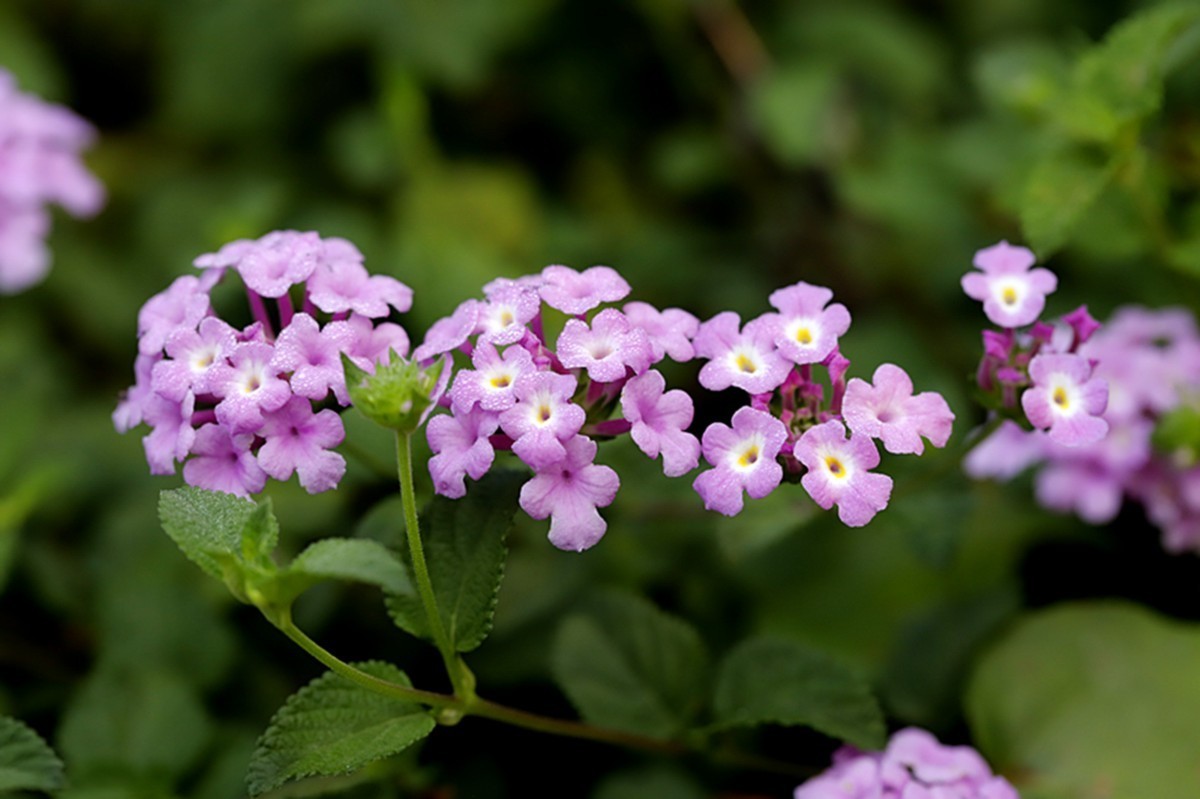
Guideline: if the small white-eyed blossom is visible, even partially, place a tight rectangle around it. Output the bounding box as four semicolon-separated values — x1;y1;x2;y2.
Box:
477;283;540;346
557;308;654;383
211;341;291;434
693;407;787;516
519;435;619;551
450;342;535;414
843;363;955;455
151;317;239;403
694;311;790;394
308;257;413;317
961;240;1057;329
794;420;892;527
233;230;321;298
1021;353;1108;447
331;313;410;371
499;371;586;471
620;370;700;477
539;264;630;315
136;275;211;356
256;397;347;494
767;281;851;366
622;301;700;363
428;408;499;499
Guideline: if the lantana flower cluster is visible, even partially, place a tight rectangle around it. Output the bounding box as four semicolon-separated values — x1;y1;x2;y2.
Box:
962;240;1109;448
0;68;104;293
689;281;955;526
114;230;412;497
794;727;1019;799
416;265;702;552
968;304;1200;553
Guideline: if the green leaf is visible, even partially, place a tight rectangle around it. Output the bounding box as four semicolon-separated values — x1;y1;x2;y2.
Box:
0;717;65;793
388;470;523;652
1065;4;1200;143
57;665;212;781
712;636;885;750
157;487;258;581
967;601;1200;799
246;662;435;797
1019;148;1115;257
551;592;709;740
276;538;412;603
749;63;839;168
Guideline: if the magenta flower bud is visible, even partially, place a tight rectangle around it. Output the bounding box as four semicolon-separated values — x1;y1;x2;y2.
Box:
1063;304;1102;349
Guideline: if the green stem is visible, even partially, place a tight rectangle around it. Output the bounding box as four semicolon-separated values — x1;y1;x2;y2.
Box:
394;430;463;694
269;608;457;710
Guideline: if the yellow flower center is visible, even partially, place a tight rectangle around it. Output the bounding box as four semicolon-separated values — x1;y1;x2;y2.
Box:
537;404;553;423
1001;286;1018;305
795;327;813;345
825;456;847;478
738;446;760;467
490;375;511;389
1052;386;1069;408
735;353;758;374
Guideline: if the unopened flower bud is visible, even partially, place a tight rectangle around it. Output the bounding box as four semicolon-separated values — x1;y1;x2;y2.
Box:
343;351;446;434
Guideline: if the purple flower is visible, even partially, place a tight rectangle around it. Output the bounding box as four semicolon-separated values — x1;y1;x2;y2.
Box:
449;341;536;414
234;230;321;298
307;257;413;318
539;264;630;315
211;341;292;433
794;420;892;527
842;364;955;455
256;397;346;493
477;283;540;346
331;313;410;371
136;275;211;356
557;308;654;383
113;353;160;433
963;420;1046;480
519;435;619;551
151;317;239;402
1021;353;1108;446
962;241;1057;328
766;281;852;366
271;312;357;404
142;392;196;476
499;371;586;470
795;728;1018;799
413;299;481;363
0;69;104;293
182;424;267;497
622;301;700;363
620;370;700;477
694;312;790;394
692;407;787;516
427;407;499;498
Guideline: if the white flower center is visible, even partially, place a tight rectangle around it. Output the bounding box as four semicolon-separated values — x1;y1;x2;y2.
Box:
992;278;1026;308
732;434;766;472
786;317;821;347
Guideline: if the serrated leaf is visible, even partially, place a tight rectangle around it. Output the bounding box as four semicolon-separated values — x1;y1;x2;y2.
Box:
551;592;709;740
967;601;1200;799
157;487;257;580
1019;148;1115;257
0;717;65;793
387;470;522;652
712;636;885;750
275;538;412;603
246;661;435;796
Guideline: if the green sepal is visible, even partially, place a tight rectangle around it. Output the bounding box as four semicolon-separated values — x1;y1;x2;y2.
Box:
343;352;446;434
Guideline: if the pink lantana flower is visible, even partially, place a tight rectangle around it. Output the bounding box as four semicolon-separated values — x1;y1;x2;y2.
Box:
693;407;787;516
961;240;1057;328
620;370;700;477
211;341;291;433
557;308;654;383
477;283;540;346
519;435;620;551
622;301;700;363
538;264;630;316
427;407;499;499
766;281;851;366
256;397;347;494
794;420;892;527
308;255;413;317
151;317;239;403
234;230;321;298
142;391;196;475
271;312;357;403
413;299;482;362
842;363;955;455
1021;353;1108;446
449;341;536;414
499;371;586;470
137;275;211;356
183;424;267;497
694;312;790;394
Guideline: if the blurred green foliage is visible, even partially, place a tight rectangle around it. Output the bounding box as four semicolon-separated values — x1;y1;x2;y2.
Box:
2;1;1200;797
